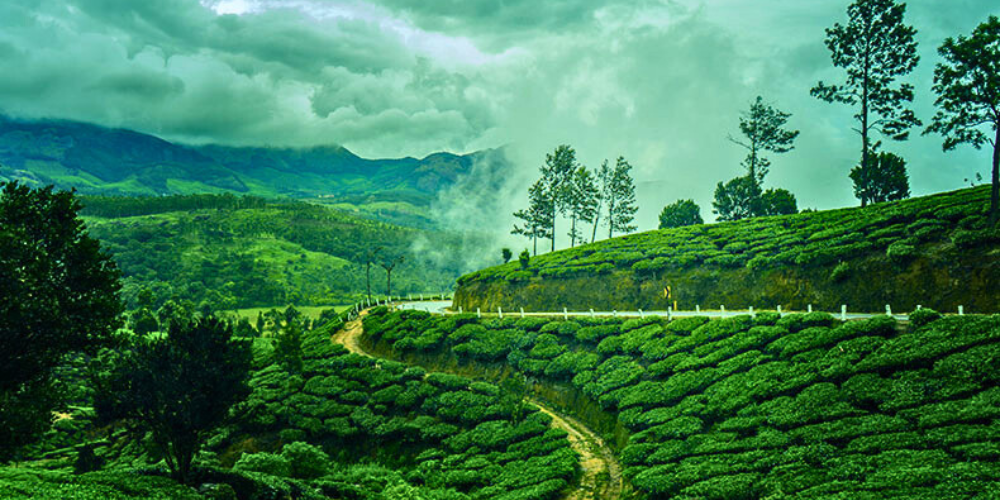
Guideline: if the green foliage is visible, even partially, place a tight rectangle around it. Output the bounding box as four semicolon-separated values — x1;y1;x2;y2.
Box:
851;150;911;205
461;185;991;282
372;309;1000;499
909;308;943;329
234;452;292;477
658;199;703;229
94;316;253;484
0;182;124;463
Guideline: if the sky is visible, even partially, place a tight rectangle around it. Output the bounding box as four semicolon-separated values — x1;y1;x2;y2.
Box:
1;0;998;239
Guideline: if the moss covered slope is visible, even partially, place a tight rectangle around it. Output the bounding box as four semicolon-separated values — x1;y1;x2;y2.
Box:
456;186;1000;313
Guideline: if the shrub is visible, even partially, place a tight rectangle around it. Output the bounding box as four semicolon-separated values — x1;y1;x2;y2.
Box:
909;308;943;329
830;261;850;282
233;452;292;477
280;442;330;479
886;241;916;264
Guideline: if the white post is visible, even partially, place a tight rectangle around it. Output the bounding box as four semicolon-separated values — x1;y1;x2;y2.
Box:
563;307;568;320
589;308;595;318
459;306;463;314
777;305;782;315
749;306;754;317
720;305;725;314
477;307;481;319
420;294;424;301
667;306;672;320
841;305;847;321
958;305;964;316
696;305;701;313
916;305;922;310
498;307;503;319
886;304;892;316
808;304;813;313
521;307;526;318
613;310;618;318
639;309;644;319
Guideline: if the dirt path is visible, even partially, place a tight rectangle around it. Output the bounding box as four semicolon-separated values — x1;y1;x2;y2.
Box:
331;313;623;500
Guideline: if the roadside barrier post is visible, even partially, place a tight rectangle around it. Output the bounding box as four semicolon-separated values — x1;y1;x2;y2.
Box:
459;306;463;313
696;305;701;313
498;307;503;319
749;306;754;317
613;310;617;318
777;305;782;315
720;305;725;314
639;309;644;319
667;307;672;320
916;305;922;310
521;307;525;319
477;307;481;319
886;304;892;316
841;305;847;321
563;307;568;320
808;304;813;313
589;309;595;318
958;305;964;316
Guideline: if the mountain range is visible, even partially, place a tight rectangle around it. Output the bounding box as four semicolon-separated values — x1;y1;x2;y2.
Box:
0;116;504;206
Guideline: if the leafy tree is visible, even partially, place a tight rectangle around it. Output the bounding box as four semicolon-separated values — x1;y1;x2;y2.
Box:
606;157;639;238
501;248;512;264
849;150;910;204
658;199;704;229
94;316;252;484
812;0;921;206
729;96;800;186
129;307;160;335
519;249;530;270
566;166;599;247
926;16;1000;225
591;160;612;243
274;320;303;373
713;176;761;222
540;145;579;251
0;182;123;463
758;188;799;216
512;178;554;256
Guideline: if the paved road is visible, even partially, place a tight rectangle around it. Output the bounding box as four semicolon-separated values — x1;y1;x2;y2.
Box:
393;300;913;321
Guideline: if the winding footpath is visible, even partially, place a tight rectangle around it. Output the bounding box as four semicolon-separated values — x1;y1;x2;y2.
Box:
331;312;623;500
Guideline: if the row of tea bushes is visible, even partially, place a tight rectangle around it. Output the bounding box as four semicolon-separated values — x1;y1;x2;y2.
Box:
366;308;1000;499
212;318;577;500
458;186;997;284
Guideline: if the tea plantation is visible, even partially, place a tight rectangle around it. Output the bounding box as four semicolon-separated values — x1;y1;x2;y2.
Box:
456;186;999;312
365;307;1000;499
0;319;578;500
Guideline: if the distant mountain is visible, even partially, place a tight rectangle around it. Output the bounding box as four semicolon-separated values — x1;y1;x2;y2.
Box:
0;116;505;205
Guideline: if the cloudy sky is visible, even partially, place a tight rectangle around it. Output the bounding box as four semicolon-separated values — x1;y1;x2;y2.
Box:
1;0;998;232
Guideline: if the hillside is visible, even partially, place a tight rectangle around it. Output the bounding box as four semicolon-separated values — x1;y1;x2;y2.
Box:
0;116;508;227
79;194;484;309
456;186;1000;314
363;307;1000;499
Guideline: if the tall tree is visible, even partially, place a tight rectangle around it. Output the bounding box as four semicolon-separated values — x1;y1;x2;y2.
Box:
926;16;1000;225
591;160;612;243
728;96;800;186
512;179;554;256
606;157;639;238
713;176;761;222
758;188;799;216
540;145;579;251
94;316;251;484
849;150;910;204
658;199;704;229
0;182;123;463
811;0;921;206
380;255;405;299
566;166;599;247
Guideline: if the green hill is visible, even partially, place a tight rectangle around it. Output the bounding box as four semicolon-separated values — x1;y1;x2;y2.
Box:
0;116;508;228
364;307;1000;499
79;194;483;309
456;186;1000;314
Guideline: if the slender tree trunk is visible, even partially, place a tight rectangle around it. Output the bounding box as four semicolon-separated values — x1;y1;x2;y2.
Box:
860;46;871;208
591;209;600;244
992;125;999;226
551;201;557;252
607;198;614;239
532;233;537;256
366;262;371;301
570;217;577;247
